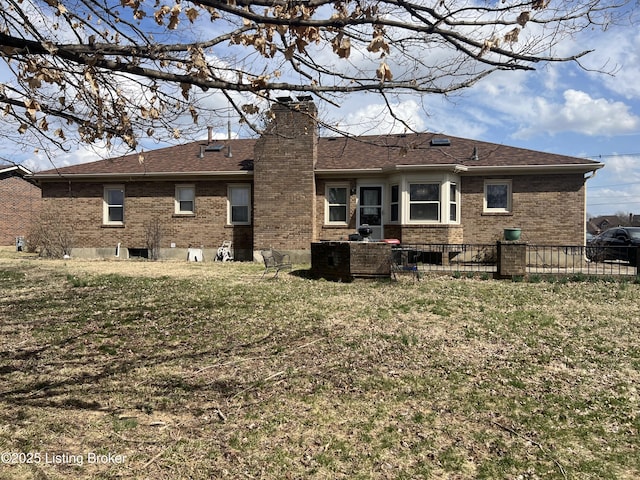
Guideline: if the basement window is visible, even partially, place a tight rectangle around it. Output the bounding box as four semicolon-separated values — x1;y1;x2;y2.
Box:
128;248;149;259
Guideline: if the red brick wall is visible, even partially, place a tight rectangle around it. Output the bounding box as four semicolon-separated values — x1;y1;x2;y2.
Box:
253;102;318;252
0;174;41;245
461;173;586;244
40;180;252;256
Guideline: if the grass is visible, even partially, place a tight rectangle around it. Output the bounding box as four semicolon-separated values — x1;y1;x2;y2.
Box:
0;248;639;479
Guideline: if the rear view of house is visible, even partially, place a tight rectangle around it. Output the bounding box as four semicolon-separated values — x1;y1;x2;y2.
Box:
31;99;603;261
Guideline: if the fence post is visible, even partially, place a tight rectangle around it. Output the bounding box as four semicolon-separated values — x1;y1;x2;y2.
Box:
635;246;640;278
495;240;527;280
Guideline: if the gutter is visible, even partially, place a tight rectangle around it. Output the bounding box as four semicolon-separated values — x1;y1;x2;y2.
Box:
461;163;605;174
30;170;253;181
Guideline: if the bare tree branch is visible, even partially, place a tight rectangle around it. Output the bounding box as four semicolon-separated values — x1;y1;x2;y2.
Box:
0;0;633;154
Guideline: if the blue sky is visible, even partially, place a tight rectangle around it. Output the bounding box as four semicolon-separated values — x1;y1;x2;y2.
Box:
6;6;640;218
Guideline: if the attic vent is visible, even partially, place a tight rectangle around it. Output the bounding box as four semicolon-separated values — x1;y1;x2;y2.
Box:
431;138;451;146
205;144;225;152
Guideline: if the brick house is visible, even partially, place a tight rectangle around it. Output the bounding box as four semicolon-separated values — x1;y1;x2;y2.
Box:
0;164;41;246
31;99;603;261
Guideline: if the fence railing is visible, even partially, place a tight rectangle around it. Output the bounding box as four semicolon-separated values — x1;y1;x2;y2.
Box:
396;243;639;277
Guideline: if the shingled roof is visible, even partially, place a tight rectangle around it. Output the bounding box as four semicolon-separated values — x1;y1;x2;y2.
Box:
32;133;603;179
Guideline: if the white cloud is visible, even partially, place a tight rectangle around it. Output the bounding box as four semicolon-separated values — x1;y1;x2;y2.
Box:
582;29;640;100
513;89;639;138
336;99;427;136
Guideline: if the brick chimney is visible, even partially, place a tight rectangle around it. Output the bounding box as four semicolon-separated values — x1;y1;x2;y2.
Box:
253;99;318;260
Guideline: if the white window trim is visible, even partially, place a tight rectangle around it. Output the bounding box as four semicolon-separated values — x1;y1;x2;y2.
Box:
325;183;350;225
103;185;124;225
227;184;251;225
448;182;459;223
389;184;400;224
484;179;512;213
406;182;441;224
175;184;195;215
399;174;461;225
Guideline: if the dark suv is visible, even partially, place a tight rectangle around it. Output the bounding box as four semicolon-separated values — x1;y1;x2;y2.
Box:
587;227;640;264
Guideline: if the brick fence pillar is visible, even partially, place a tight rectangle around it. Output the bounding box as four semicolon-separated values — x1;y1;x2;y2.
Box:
495;241;527;279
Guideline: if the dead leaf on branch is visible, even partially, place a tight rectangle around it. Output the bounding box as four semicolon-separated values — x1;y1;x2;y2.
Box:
24;98;41;122
532;0;548;10
504;28;520;44
480;36;500;56
376;62;393;82
189;105;198;124
180;82;191;100
250;75;269;89
517;11;530;27
168;4;181;29
241;104;260;115
332;33;351;58
368;33;390;55
186;7;199;22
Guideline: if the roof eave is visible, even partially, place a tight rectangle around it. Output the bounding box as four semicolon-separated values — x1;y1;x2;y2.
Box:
30;170;253;181
461;163;605;174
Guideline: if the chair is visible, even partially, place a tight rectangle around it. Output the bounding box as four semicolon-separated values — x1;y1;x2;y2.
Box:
390;246;421;281
260;249;292;278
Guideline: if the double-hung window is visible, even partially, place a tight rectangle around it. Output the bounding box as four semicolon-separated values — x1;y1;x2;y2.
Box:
104;185;124;225
228;185;251;225
175;185;195;215
449;183;458;222
326;185;349;224
484;180;512;213
390;185;399;222
409;183;440;222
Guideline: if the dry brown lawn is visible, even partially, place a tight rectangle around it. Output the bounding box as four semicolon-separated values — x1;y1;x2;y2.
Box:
1;247;639;479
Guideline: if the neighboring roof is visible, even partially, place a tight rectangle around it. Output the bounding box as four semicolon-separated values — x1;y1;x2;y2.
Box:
31;133;603;180
1;164;33;176
0;164;39;186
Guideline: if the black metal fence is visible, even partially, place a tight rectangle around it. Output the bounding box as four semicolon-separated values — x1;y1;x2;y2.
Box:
396;243;639;277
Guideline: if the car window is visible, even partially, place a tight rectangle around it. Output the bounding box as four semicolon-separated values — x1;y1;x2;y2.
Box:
627;229;640;240
602;230;616;239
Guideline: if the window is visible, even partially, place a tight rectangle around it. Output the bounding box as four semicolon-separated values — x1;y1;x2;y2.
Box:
104;186;124;225
326;185;348;224
409;183;440;221
449;183;458;222
228;185;251;225
175;185;195;214
390;185;399;222
484;180;512;213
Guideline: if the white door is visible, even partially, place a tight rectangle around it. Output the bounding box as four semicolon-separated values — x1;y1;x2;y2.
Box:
358;186;383;240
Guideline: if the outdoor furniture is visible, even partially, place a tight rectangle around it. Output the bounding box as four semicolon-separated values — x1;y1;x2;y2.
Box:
260;249;292;278
390;246;421;281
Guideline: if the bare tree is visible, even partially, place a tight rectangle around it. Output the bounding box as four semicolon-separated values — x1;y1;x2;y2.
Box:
26;205;75;258
0;0;632;154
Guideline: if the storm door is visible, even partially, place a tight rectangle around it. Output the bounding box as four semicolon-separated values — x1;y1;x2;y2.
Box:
357;186;383;240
